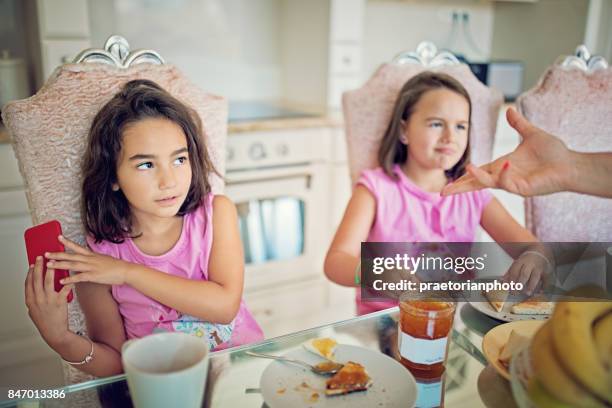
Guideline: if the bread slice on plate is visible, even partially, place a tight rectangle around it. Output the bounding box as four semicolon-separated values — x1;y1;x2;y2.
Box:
303;338;337;360
484;289;509;312
325;361;372;396
498;329;530;369
510;295;554;315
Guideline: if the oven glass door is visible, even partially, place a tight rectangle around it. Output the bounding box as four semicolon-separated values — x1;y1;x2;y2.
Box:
236;197;305;264
225;173;312;267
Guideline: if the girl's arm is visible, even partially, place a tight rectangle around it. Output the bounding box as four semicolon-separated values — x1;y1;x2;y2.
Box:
25;255;126;377
51;196;244;324
480;197;552;293
480;197;536;244
324;185;376;287
52;283;126;377
120;195;244;324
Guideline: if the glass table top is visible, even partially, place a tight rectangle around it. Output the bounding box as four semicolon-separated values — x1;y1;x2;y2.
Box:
1;303;519;408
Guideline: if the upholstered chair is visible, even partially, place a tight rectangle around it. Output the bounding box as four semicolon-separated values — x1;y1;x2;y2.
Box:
342;42;504;185
1;35;227;390
517;45;612;242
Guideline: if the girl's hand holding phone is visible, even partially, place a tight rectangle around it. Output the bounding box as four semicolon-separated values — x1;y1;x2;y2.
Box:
45;236;131;286
25;256;74;348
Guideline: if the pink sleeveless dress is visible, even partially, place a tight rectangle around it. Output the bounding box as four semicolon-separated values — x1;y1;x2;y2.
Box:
356;165;493;315
86;193;264;350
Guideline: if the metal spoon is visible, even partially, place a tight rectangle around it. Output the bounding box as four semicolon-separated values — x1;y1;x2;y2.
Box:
245;350;344;375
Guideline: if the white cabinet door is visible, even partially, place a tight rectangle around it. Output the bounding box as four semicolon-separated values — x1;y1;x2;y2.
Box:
327;75;362;109
0;144;24;189
330;0;366;42
0;189;61;370
0;212;51;367
41;39;91;80
330;44;362;75
244;278;329;338
37;0;90;38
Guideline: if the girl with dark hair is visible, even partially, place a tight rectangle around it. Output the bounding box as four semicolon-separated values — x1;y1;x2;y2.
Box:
25;80;262;377
324;72;550;315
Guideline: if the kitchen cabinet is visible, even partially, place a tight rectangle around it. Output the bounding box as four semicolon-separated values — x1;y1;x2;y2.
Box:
28;0;92;87
37;0;90;37
0;143;62;377
327;0;366;110
279;0;366;111
28;0;365;112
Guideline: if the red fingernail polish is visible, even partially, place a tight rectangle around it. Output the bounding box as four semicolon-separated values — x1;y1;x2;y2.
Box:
502;161;510;170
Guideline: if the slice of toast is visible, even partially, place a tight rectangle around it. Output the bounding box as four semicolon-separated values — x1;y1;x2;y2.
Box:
498;330;530;368
510;295;554;315
325;361;372;396
484;289;509;312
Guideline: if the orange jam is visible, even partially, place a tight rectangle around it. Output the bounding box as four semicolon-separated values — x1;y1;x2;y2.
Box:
399;300;456;377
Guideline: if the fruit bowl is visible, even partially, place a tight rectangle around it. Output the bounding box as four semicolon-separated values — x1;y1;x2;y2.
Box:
509;345;537;408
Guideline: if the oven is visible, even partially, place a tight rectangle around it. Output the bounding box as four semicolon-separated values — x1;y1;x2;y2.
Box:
224;127;332;292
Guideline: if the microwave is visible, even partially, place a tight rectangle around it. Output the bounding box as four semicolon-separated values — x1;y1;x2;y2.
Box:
467;61;524;101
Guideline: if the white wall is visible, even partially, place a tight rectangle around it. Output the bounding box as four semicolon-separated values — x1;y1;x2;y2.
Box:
362;0;494;79
584;0;612;61
88;0;283;101
490;0;589;91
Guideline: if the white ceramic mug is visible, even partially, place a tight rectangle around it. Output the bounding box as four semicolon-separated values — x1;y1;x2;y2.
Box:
121;332;209;408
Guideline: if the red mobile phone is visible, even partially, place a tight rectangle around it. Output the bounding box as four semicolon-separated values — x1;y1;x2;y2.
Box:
24;220;73;303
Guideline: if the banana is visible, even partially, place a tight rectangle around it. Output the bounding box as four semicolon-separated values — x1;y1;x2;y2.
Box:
527;378;573;408
594;312;612;373
550;293;612;403
531;322;607;408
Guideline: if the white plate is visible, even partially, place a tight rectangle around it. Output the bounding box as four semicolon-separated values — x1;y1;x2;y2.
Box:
482;320;544;380
468;300;550;323
260;344;417;408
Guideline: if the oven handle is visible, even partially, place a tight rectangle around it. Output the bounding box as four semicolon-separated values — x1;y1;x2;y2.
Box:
225;173;312;189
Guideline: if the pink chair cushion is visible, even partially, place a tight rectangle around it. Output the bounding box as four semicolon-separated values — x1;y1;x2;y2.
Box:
342;63;503;185
518;66;612;241
1;62;227;385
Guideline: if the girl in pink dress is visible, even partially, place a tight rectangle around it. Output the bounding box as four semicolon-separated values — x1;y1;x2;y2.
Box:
324;72;551;315
25;80;263;377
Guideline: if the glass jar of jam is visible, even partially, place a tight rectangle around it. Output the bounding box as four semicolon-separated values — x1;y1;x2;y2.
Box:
398;295;456;377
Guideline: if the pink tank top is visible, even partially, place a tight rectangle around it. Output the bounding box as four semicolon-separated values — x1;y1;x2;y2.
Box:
86;193;263;350
356;165;493;315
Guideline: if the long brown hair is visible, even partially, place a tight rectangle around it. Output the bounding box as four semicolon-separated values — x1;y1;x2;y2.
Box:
378;71;471;181
82;79;218;243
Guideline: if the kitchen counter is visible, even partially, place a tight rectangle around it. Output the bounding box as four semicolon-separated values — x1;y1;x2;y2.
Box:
227;100;343;133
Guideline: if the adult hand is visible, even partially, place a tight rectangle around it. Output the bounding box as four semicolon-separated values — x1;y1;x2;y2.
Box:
45;235;131;286
442;107;573;197
25;256;74;348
